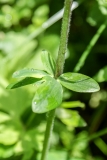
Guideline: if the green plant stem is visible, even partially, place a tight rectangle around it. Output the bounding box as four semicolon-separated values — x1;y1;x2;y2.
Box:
40;1;73;160
55;0;73;78
41;109;56;160
94;138;107;156
89;127;107;141
73;21;107;72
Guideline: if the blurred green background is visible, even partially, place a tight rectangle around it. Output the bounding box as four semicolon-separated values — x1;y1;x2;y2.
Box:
0;0;107;159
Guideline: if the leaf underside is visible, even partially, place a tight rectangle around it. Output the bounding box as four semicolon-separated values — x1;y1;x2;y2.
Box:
58;72;100;93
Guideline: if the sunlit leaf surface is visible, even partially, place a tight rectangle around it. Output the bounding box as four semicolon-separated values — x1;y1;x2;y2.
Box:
12;68;48;78
32;76;63;113
58;72;100;92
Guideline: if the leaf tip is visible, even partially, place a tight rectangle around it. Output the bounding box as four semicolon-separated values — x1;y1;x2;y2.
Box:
6;85;12;90
12;71;20;78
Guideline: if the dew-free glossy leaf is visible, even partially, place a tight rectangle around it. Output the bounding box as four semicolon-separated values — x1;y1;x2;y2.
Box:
13;68;48;78
58;72;100;92
41;50;56;75
6;77;40;89
32;76;63;113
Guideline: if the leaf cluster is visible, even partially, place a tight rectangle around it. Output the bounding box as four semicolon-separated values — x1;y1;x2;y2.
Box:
7;51;100;113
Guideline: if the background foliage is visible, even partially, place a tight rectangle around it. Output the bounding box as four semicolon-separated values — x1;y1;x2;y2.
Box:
0;0;107;159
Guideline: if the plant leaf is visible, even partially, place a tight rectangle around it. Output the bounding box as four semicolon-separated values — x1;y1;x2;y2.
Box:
0;112;11;123
0;124;19;145
56;108;87;127
61;101;85;109
41;50;56;75
58;72;100;92
6;77;40;89
12;68;48;78
32;76;63;113
94;66;107;82
37;151;67;160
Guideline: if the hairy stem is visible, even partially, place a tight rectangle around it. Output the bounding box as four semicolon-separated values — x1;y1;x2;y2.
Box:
40;1;73;160
55;0;73;78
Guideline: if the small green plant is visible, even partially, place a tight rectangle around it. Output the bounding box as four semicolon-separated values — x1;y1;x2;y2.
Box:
7;0;100;160
6;51;99;111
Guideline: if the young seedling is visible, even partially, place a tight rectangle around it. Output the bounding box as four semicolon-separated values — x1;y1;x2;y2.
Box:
7;0;100;160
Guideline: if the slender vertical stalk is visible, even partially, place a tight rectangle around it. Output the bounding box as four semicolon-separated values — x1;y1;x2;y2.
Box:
41;109;56;160
40;1;73;160
55;0;73;78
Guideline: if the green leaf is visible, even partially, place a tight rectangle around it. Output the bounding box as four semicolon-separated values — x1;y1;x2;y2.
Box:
21;150;34;160
94;66;107;82
97;0;107;15
56;108;87;127
41;50;56;75
58;72;100;93
32;76;63;113
21;128;44;152
37;151;67;160
61;101;85;109
0;146;14;158
12;68;48;78
6;77;40;89
37;150;87;160
0;112;11;123
0;124;19;145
